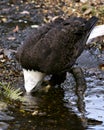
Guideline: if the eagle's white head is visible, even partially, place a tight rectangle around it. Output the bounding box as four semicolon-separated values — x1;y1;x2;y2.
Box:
23;69;45;93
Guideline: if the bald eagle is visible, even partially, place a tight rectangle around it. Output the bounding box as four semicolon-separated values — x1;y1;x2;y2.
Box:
16;16;98;93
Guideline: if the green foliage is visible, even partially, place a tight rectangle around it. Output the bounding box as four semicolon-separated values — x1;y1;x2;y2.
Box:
0;82;24;102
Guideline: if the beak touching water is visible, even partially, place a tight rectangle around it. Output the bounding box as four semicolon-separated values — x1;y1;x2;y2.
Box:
23;69;45;93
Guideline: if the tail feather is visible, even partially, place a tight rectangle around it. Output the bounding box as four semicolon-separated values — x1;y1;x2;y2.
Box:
84;16;98;31
87;24;104;44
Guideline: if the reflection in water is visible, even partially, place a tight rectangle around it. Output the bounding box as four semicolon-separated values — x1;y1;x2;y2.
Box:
0;111;14;130
0;122;9;130
0;101;14;130
14;86;86;130
0;111;14;121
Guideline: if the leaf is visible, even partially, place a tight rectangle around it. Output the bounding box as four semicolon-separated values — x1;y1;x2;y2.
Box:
99;64;104;70
13;25;19;33
7;36;16;40
83;8;92;15
20;10;30;15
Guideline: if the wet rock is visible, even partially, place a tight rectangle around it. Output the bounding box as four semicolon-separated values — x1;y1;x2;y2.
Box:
76;50;99;68
0;111;14;121
0;122;9;130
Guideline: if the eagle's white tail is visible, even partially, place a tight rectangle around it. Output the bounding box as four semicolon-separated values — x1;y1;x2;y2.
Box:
87;24;104;44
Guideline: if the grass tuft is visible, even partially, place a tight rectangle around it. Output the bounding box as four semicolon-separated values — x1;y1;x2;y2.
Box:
0;82;24;102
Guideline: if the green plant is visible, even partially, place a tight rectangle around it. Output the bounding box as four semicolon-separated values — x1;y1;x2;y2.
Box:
0;82;24;102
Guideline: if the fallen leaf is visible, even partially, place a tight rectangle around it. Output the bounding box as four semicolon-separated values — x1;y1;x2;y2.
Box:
99;64;104;70
84;8;92;15
20;10;30;15
32;110;38;115
80;0;88;3
0;54;3;59
31;25;39;28
13;25;19;33
1;59;6;63
7;36;16;40
1;17;7;23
